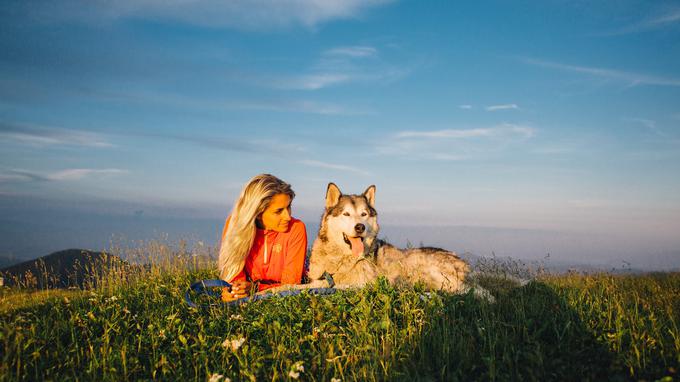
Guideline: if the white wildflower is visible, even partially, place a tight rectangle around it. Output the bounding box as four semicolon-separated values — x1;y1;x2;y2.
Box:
288;361;304;379
229;314;243;321
208;373;223;382
222;337;246;351
331;378;341;382
107;296;118;302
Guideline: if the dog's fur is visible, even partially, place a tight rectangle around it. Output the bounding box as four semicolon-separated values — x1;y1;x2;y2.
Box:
307;183;470;292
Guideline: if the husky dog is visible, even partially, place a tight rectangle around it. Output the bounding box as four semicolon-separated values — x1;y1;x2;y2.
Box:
307;183;470;292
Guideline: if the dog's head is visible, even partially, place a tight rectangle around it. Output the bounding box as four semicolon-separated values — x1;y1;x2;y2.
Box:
318;183;379;257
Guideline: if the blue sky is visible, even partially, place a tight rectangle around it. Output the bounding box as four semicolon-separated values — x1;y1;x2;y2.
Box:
1;1;679;266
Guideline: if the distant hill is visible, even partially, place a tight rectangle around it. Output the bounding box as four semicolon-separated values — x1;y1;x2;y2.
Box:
0;254;29;269
0;248;128;289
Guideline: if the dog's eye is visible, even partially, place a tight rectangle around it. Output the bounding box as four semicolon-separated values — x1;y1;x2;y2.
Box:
361;212;367;217
343;212;350;216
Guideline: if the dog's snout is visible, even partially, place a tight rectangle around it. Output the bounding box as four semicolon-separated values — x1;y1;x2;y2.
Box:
354;223;365;234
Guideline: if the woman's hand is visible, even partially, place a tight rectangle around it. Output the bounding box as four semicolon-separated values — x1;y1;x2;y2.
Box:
221;280;254;302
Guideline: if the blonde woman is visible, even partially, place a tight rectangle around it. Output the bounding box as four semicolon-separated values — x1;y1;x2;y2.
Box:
218;174;307;302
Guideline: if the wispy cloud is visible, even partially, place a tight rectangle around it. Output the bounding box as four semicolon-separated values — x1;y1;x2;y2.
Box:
20;0;394;30
272;73;353;90
397;125;535;139
524;58;680;87
0;123;114;148
0;168;127;183
299;160;370;175
626;118;668;138
224;100;372;115
381;124;537;161
602;8;680;35
324;46;378;58
486;104;519;111
125;131;307;156
458;104;473;110
265;44;409;90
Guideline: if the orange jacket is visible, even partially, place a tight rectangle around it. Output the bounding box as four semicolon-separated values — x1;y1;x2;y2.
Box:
220;216;307;291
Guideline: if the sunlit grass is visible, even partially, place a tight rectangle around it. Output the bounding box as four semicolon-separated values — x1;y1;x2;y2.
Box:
0;239;678;381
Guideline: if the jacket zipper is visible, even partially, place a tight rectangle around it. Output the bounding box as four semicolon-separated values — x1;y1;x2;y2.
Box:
264;232;269;264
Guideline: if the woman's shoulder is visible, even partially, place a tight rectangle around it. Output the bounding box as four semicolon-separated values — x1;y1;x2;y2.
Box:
289;217;306;229
288;217;307;233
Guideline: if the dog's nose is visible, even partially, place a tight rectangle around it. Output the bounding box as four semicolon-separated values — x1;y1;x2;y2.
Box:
354;223;365;234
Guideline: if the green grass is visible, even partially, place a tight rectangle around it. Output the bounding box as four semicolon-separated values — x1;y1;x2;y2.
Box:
1;243;678;381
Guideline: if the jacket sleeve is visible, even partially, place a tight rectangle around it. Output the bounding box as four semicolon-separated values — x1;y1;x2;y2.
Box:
280;220;308;285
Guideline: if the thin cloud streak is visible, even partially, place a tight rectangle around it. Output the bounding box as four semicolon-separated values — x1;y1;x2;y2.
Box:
299;160;370;175
123;131;307;156
224;100;372;115
626;118;668;138
272;73;352;90
48;169;127;181
324;46;378;58
0;123;114;148
603;8;680;35
380;124;537;161
19;0;394;30
0;168;127;183
486;104;519;111
264;44;409;91
397;125;535;139
524;58;680;87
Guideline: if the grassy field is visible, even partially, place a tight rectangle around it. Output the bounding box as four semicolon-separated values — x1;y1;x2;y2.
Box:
1;242;678;381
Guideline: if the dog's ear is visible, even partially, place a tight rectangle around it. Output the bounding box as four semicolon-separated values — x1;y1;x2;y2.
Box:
325;183;342;208
363;185;376;208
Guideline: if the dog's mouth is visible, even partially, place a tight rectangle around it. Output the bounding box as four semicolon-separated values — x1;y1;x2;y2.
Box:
343;233;365;257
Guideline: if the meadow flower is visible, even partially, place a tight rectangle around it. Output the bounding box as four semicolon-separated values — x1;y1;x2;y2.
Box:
229;314;243;321
222;337;246;351
107;296;118;302
331;378;341;382
159;329;166;339
123;307;131;314
289;361;304;379
208;373;223;382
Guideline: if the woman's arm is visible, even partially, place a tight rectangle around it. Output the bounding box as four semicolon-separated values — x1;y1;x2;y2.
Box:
280;221;308;284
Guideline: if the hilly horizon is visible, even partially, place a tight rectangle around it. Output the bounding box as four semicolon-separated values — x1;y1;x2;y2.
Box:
0;248;128;289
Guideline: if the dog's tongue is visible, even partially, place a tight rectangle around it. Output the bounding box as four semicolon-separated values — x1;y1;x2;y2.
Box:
349;237;364;257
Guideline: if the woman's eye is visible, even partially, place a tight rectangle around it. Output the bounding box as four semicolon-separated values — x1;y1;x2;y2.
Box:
343;212;350;216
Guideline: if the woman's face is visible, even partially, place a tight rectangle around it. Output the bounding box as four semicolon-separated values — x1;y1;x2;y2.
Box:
258;193;292;232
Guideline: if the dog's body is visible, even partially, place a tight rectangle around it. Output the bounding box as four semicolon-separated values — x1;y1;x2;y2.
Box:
307;183;469;292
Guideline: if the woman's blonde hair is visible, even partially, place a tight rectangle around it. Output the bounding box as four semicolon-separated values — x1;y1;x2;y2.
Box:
218;174;295;281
